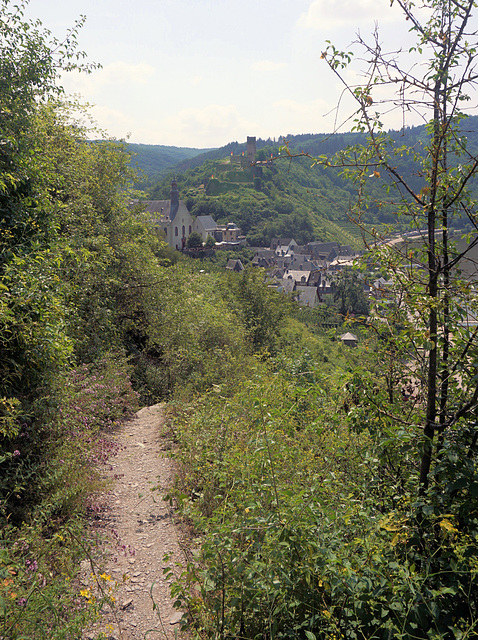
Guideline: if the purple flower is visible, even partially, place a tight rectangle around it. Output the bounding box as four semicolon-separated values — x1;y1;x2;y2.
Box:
26;560;38;572
13;450;20;457
17;598;27;607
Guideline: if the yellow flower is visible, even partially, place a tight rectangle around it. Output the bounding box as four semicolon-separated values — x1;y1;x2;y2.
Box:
100;573;113;582
440;518;458;533
80;588;91;598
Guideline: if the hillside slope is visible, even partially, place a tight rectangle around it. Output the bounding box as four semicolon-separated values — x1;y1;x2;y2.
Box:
145;118;478;247
127;142;214;180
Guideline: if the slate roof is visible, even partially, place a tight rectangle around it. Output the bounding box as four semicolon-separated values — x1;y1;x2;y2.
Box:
196;215;217;232
280;279;296;294
305;241;340;258
288;255;316;271
270;237;296;250
142;199;190;222
252;249;276;267
283;270;308;284
295;286;319;307
329;257;358;269
225;259;244;272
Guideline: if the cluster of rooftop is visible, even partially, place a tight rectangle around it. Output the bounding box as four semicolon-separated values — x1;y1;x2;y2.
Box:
251;238;393;309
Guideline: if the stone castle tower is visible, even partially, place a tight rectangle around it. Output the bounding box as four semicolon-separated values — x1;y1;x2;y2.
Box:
247;136;256;165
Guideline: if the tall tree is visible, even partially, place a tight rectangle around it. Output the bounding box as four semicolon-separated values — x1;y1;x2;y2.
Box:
319;0;478;500
0;1;99;409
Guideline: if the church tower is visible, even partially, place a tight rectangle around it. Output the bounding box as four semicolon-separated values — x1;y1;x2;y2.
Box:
170;178;180;220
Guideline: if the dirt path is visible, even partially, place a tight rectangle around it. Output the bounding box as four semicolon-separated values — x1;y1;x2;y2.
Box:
83;404;186;640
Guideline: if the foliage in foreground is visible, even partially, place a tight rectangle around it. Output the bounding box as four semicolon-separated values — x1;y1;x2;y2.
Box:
0;355;139;639
167;354;478;640
164;0;478;636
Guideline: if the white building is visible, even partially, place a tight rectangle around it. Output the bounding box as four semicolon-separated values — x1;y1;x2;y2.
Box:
142;180;194;250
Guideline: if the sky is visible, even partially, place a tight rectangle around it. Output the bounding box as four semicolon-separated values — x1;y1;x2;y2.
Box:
21;0;477;149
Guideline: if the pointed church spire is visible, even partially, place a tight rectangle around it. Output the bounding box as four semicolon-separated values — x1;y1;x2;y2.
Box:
170;178;179;208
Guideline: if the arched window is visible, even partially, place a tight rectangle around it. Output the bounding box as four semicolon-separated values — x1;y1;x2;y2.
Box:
175;227;178;236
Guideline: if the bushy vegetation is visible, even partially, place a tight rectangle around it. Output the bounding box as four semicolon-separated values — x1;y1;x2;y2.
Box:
0;8;318;636
160;0;478;638
2;0;478;638
165;315;478;639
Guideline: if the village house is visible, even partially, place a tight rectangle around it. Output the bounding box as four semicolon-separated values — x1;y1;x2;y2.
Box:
252;249;276;268
300;241;340;261
225;259;245;272
340;332;358;347
295;285;320;308
252;237;364;309
370;276;394;300
283;269;309;286
215;222;242;244
270;238;299;256
194;215;217;242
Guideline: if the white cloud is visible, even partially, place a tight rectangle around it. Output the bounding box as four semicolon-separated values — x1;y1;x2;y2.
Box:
61;100;256;148
273;97;335;132
297;0;403;30
99;61;156;85
82;104;136;139
161;104;256;147
61;61;156;96
252;60;287;73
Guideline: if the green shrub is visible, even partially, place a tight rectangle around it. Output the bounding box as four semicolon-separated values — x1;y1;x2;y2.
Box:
0;354;139;639
166;362;478;639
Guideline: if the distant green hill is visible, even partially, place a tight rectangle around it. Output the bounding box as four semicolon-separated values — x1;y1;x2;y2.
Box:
126;142;215;180
146;144;366;248
144;117;478;247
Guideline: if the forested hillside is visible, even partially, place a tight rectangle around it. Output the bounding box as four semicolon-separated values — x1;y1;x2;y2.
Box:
146;119;478;248
147;149;367;247
126;142;213;180
2;1;478;639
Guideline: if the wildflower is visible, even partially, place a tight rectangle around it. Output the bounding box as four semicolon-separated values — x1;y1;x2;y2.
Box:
17;597;27;607
26;560;38;572
13;450;20;457
100;573;113;582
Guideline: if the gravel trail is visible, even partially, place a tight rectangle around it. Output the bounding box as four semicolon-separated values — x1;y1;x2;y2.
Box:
83;404;186;640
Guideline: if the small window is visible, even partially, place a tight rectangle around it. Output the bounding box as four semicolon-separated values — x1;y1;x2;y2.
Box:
182;225;185;237
175;227;178;237
189;225;192;234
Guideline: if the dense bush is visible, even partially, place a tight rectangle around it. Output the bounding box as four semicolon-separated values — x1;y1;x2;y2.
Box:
0;353;139;639
166;350;478;639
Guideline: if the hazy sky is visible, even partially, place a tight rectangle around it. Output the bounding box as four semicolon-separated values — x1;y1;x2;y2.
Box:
21;0;472;148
